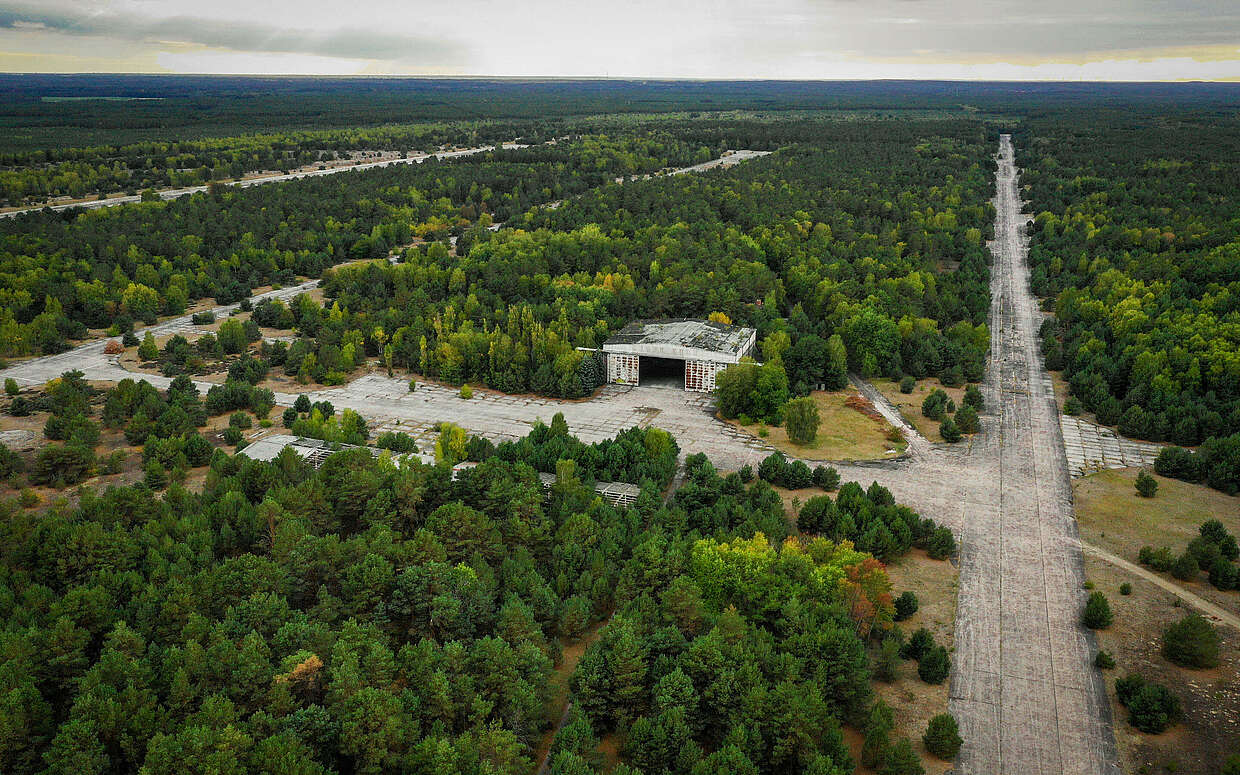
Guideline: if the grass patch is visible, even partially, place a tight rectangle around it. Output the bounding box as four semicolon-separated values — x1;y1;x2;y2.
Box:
1075;469;1239;561
871;378;967;441
1075;467;1240;615
727;390;906;461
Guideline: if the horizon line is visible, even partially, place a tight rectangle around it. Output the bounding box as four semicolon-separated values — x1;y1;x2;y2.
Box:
3;72;1240;85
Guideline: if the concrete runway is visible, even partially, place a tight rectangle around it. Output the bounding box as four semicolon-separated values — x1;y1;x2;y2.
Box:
0;135;1120;773
943;134;1120;775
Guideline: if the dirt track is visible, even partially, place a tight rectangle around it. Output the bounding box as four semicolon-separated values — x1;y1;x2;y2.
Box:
1081;542;1240;632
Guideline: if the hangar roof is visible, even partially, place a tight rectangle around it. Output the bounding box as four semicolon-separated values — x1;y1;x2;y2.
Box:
602;319;756;363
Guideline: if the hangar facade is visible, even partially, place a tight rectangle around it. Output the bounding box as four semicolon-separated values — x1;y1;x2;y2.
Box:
602;319;757;392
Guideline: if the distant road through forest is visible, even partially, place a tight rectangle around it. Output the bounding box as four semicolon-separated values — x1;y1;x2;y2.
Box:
0;143;526;219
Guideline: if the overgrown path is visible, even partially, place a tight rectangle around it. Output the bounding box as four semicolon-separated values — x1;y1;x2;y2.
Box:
0;143;527;219
4;281;320;388
946;134;1119;775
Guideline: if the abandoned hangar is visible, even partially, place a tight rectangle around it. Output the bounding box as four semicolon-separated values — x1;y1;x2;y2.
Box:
602;319;757;392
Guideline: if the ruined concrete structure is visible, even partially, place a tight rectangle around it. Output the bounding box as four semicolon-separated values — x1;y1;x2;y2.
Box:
241;435;641;507
602;319;756;392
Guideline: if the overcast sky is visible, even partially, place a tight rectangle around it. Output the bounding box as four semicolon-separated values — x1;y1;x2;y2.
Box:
1;0;1238;80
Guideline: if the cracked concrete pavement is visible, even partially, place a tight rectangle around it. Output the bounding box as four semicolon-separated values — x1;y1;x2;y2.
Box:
943;134;1119;775
1;135;1119;773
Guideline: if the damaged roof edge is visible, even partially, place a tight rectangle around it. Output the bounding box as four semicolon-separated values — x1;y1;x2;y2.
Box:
602;319;756;357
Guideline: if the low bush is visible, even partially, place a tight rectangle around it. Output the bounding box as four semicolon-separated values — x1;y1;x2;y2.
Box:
918;645;950;684
143;460;168;490
940;417;961;443
1134;470;1158;498
1116;674;1180;734
1208;557;1237;591
955;404;979;434
926;527;956;560
963;384;984;411
1138;546;1174;573
922;389;950;421
30;444;93;487
1170;553;1198;581
901;628;934;661
1154;446;1200;481
812;464;840;490
1201;519;1239;560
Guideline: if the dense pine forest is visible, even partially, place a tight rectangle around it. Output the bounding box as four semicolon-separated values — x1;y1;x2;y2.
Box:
318;118;994;397
1;78;1240;775
0;407;952;775
0;114;994;403
0;132;707;351
1019;113;1240;492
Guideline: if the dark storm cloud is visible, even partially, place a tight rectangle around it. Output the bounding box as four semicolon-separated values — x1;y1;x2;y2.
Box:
0;3;464;62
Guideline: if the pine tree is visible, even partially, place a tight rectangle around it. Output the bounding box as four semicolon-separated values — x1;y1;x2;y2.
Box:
607;622;648;723
1081;591;1113;629
918;645;950;684
923;713;963;759
138;331;159;361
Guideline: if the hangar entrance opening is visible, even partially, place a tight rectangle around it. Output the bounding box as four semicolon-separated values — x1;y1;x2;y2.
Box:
639;356;684;388
602;319;757;393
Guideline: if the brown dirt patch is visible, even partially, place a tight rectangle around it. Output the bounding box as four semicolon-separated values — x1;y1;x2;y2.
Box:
1086;556;1240;775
